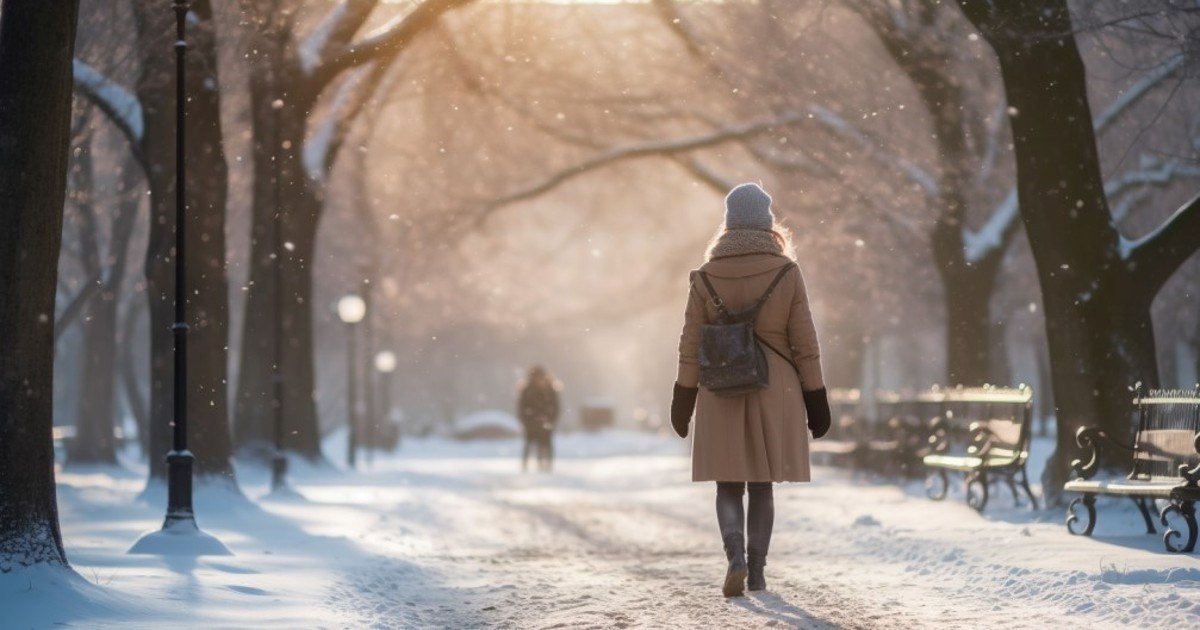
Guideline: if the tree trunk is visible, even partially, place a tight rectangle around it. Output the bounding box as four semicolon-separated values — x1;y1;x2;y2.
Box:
69;293;120;464
133;0;236;482
0;0;80;569
956;0;1160;504
934;228;1002;386
68;134;118;464
234;60;324;460
857;3;1012;388
68;142;141;465
119;294;150;455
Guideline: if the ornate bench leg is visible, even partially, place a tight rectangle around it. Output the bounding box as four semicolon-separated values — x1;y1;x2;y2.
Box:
1018;465;1038;510
966;470;989;512
1160;500;1198;553
1004;475;1021;506
1067;494;1097;536
1132;497;1157;534
926;468;948;501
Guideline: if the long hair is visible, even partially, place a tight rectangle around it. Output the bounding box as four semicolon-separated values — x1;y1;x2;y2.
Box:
704;223;797;261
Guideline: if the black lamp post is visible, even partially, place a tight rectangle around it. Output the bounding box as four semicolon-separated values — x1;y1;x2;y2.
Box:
373;350;397;458
337;294;366;468
269;95;288;492
130;0;226;555
164;0;194;532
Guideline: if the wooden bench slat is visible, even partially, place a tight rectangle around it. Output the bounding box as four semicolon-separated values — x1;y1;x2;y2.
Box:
1064;478;1178;497
810;440;859;456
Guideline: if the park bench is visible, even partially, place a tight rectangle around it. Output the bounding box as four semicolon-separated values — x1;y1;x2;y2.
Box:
808;388;866;467
867;389;947;477
922;385;1037;512
810;389;939;474
52;425;133;456
1064;386;1200;553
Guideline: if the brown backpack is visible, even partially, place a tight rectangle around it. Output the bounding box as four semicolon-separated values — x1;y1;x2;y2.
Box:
695;264;794;397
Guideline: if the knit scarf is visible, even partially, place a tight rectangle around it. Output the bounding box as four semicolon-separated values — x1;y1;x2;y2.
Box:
706;229;785;261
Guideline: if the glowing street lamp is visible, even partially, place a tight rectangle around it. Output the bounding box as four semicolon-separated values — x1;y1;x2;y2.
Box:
373;350;397;456
337;295;366;468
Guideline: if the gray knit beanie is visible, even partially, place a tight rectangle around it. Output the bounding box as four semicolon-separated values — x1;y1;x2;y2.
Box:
724;183;774;231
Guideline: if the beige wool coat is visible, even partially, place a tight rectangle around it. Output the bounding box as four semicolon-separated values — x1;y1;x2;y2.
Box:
677;250;825;483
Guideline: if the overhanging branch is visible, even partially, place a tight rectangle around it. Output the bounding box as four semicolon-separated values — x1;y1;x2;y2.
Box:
475;112;808;221
1124;191;1200;294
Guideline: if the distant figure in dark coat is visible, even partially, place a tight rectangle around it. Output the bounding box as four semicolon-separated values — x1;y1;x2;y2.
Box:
517;365;560;472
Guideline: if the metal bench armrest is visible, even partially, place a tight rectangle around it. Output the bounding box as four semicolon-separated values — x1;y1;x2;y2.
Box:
923;415;949;453
1071;426;1132;481
1177;433;1200;489
966;422;994;456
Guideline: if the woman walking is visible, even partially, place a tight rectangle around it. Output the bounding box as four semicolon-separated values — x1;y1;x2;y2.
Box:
517;365;560;472
670;183;831;597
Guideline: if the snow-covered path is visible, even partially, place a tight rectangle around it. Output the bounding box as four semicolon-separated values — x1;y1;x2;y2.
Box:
306;450;1199;629
11;432;1200;628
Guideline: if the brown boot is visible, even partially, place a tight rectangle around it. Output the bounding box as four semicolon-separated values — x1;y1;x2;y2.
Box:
747;554;766;591
722;534;748;597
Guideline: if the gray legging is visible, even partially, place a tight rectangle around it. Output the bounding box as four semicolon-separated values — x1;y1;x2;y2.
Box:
715;481;774;558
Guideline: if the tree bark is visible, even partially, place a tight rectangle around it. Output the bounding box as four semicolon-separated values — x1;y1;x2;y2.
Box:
0;0;80;569
233;58;324;458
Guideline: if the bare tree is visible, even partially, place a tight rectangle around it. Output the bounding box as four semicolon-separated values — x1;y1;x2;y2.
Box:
232;0;475;459
954;0;1200;500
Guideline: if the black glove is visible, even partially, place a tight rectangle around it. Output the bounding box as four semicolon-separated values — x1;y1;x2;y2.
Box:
670;383;699;438
803;388;831;439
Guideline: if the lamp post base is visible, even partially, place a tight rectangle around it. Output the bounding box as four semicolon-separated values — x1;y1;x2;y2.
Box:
128;450;230;556
127;515;232;556
270;452;289;492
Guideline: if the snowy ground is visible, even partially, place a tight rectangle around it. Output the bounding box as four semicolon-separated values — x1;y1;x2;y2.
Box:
6;430;1200;628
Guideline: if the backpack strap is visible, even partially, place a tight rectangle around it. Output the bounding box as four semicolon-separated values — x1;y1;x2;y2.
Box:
750;264;796;313
696;271;731;321
756;332;799;373
698;263;795;322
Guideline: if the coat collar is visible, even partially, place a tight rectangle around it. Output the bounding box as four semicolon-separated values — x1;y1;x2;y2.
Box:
697;253;793;279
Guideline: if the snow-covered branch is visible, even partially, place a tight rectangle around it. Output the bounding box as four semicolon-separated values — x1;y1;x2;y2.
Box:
299;0;378;77
310;0;473;92
1122;191;1200;294
72;59;144;150
303;69;368;185
964;54;1188;264
963;190;1017;264
1093;54;1184;137
1107;158;1200;222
